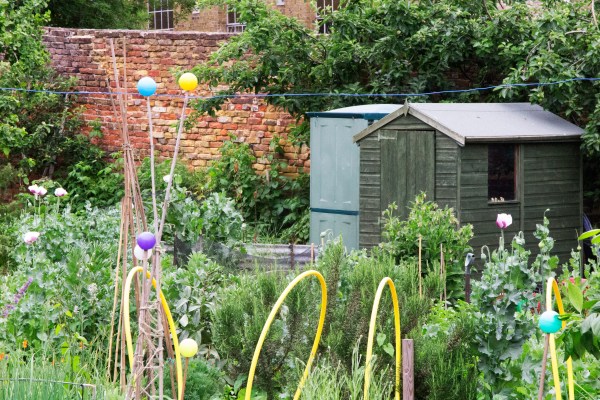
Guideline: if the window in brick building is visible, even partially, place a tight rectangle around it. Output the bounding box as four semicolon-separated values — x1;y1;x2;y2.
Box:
226;6;246;33
149;0;174;30
317;0;340;34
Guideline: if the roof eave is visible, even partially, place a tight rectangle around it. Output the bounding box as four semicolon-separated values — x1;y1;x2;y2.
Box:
465;135;582;144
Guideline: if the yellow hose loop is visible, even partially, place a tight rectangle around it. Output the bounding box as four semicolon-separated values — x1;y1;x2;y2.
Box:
123;267;184;400
364;277;401;400
245;270;328;400
545;277;574;400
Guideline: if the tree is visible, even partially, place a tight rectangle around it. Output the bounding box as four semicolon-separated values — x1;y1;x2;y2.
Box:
0;0;98;181
191;0;599;149
45;0;197;29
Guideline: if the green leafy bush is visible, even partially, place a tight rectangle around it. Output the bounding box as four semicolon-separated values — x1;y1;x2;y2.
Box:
204;136;309;243
470;214;558;395
212;267;319;397
163;252;232;361
381;193;473;270
165;358;223;400
0;194;120;360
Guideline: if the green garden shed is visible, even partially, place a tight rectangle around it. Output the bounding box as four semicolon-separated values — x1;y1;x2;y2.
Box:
307;104;401;250
353;103;584;261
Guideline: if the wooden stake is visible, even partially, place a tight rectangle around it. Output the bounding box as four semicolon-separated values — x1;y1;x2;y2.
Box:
538;334;550;400
418;236;422;298
107;209;125;379
402;339;414;400
182;358;190;400
440;244;446;305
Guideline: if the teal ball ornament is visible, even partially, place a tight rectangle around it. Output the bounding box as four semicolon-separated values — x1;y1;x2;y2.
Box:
539;311;562;334
137;76;157;97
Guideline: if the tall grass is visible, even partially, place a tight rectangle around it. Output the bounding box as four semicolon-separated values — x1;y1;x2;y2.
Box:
0;351;121;400
299;345;393;400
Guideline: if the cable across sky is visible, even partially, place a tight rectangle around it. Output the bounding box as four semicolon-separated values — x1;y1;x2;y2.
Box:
0;77;598;100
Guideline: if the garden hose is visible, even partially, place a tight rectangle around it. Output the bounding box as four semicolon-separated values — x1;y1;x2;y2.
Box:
546;277;574;400
364;277;401;400
123;266;183;400
245;270;327;400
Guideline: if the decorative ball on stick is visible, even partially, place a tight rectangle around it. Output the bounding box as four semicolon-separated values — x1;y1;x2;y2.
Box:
178;72;198;92
539;310;562;334
137;76;157;97
136;231;156;251
180;338;198;358
134;245;152;261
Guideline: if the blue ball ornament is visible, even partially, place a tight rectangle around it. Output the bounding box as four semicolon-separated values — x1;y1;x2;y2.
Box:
137;231;156;250
137;76;157;97
539;310;562;334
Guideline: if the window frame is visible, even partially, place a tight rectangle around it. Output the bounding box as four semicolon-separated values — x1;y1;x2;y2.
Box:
148;0;174;31
226;6;246;33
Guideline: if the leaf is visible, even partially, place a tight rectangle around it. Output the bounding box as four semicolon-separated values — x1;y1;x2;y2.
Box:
383;342;395;358
577;229;600;240
591;315;600;337
376;332;386;347
180;314;189;327
567;282;583;313
37;332;48;342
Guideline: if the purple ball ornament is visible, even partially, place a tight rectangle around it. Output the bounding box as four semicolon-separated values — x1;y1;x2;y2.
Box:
539;310;562;334
137;231;157;250
137;76;157;97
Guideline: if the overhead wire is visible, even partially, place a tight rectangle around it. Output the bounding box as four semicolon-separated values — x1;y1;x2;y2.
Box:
0;77;598;100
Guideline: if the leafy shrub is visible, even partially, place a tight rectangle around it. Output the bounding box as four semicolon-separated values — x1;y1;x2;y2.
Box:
204;136;309;243
321;241;443;373
470;214;557;394
64;152;124;210
212;267;319;397
162;252;232;361
414;303;478;400
164;358;223;400
381;193;473;300
0;196;120;359
381;193;473;270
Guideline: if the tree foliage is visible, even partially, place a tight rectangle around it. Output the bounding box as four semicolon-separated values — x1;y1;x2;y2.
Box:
45;0;197;29
0;0;106;183
191;0;600;152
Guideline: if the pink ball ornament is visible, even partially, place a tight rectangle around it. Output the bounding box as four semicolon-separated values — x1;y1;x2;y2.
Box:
539;310;562;334
136;232;156;250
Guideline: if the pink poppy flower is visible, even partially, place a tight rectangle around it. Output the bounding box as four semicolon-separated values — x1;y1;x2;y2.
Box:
23;232;41;245
496;213;512;229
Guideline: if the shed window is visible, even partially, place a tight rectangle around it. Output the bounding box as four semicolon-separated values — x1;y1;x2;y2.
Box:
488;144;517;202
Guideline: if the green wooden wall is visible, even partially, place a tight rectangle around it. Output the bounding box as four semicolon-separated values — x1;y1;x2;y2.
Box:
457;143;580;263
358;123;581;264
521;143;581;262
359;135;382;248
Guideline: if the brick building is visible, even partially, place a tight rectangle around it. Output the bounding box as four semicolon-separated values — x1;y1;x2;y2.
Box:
150;0;338;33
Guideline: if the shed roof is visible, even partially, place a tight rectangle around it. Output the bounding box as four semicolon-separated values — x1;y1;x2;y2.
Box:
307;104;402;121
353;103;584;146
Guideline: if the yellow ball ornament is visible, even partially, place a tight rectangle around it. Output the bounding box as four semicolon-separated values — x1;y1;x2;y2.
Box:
179;338;198;358
178;72;198;91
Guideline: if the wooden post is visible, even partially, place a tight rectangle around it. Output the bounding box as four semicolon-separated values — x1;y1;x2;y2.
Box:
418;236;422;298
537;334;550;400
402;339;414;400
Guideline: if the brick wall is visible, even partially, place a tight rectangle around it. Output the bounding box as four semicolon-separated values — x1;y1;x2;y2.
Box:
42;27;310;174
176;0;316;32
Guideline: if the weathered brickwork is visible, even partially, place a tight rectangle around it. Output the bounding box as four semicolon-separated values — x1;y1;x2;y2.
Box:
43;27;310;173
176;0;316;32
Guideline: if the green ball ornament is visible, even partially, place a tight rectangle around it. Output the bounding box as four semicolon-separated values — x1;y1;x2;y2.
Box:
539;310;562;334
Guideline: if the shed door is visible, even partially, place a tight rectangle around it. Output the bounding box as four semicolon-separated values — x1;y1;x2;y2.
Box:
380;129;435;219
